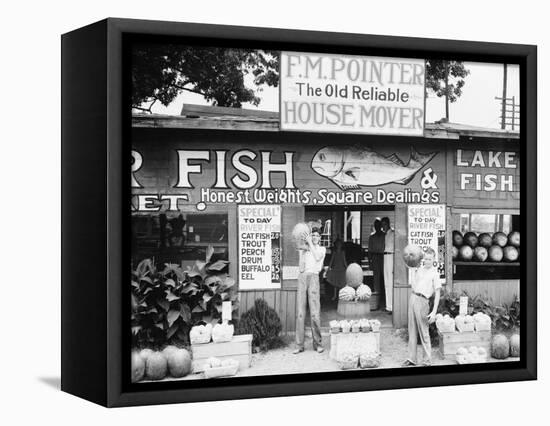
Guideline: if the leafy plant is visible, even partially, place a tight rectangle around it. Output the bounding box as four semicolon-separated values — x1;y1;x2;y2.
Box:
131;246;238;349
237;299;284;351
436;289;520;331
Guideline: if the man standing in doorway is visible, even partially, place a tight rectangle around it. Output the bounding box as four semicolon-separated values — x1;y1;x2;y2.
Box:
381;217;394;314
368;219;386;309
294;228;326;354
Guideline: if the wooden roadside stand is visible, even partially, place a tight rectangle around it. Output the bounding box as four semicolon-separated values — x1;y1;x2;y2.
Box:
132;105;520;350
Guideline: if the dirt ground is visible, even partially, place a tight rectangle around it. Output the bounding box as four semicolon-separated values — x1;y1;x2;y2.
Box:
173;328;517;381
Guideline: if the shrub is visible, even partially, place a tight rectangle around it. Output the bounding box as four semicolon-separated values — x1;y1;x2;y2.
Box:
237;299;284;351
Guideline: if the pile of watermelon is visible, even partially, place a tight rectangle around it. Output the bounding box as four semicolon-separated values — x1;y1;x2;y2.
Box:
452;230;520;263
131;346;192;382
491;333;520;359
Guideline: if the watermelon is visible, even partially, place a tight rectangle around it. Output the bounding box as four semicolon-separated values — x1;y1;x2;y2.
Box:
161;345;179;358
459;245;473;261
503;246;519;262
452;231;463;247
166;349;192;377
493;232;508;247
463;232;478;248
345;263;364;288
488;245;504;262
292;223;310;248
509;334;520;357
508;231;520;248
474;246;488;262
491;334;510;359
403;245;423;268
139;348;154;361
145;352;168;380
478;233;493;248
451;246;459;260
131;351;145;382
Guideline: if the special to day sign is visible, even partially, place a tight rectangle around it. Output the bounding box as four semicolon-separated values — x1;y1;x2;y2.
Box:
280;52;425;136
238;204;282;290
408;204;446;282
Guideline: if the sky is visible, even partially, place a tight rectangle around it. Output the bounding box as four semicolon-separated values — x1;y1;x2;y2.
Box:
144;59;520;131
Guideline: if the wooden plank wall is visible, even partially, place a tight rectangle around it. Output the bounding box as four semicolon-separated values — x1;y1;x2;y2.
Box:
392;203;409;328
452;280;519;305
393;286;412;328
238;289;298;334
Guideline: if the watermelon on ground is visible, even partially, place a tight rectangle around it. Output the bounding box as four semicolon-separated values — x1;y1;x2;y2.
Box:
510;334;520;357
145;352;168;380
131;351;145;382
166;349;192;377
491;334;510;359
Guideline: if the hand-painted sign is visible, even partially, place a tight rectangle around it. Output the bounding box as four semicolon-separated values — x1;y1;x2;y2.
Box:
454;148;520;208
238;205;281;290
407;204;446;283
280;52;425;136
311;145;436;190
130;137;444;212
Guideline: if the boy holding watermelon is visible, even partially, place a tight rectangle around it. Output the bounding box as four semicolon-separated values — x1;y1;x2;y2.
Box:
403;247;441;366
294;228;326;354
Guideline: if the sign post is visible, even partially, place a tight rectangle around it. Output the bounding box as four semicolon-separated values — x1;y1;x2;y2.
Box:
238;204;282;290
407;204;446;283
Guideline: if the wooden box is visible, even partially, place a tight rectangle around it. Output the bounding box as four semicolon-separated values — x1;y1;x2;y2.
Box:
329;332;380;360
337;300;370;317
191;334;253;373
438;330;491;358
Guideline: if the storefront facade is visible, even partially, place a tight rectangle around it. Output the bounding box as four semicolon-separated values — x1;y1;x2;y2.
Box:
131;114;520;331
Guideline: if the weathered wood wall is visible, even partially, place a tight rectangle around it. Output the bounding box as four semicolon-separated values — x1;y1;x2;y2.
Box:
452;280;519;305
238;289;298;334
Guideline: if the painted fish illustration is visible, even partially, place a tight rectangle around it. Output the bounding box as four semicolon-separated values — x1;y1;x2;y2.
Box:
311;145;437;190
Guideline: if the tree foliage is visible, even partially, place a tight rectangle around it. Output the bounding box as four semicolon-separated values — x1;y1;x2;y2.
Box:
132;45;279;111
426;60;470;103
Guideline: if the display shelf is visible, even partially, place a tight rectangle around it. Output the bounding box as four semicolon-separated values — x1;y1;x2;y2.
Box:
453;261;519;266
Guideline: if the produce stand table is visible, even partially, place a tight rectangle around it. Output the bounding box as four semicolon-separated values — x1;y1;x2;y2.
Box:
329;332;380;360
191;334;252;373
438;330;491;359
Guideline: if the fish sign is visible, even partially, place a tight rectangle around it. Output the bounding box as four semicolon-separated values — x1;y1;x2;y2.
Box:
311;145;437;190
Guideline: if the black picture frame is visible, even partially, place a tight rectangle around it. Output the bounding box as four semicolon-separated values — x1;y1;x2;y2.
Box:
61;18;537;407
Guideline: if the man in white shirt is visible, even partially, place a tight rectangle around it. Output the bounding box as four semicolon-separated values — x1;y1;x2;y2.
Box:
381;217;394;313
294;228;326;354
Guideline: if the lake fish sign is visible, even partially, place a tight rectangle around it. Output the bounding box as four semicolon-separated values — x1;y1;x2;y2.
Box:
280;52;425;136
311;145;437;190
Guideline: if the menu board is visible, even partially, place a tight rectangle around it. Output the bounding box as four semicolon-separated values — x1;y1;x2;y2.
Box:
238;204;282;290
408;204;446;283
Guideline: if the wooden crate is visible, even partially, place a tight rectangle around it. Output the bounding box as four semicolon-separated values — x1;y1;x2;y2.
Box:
438;330;491;358
329;332;380;360
191;334;252;373
337;300;370;317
